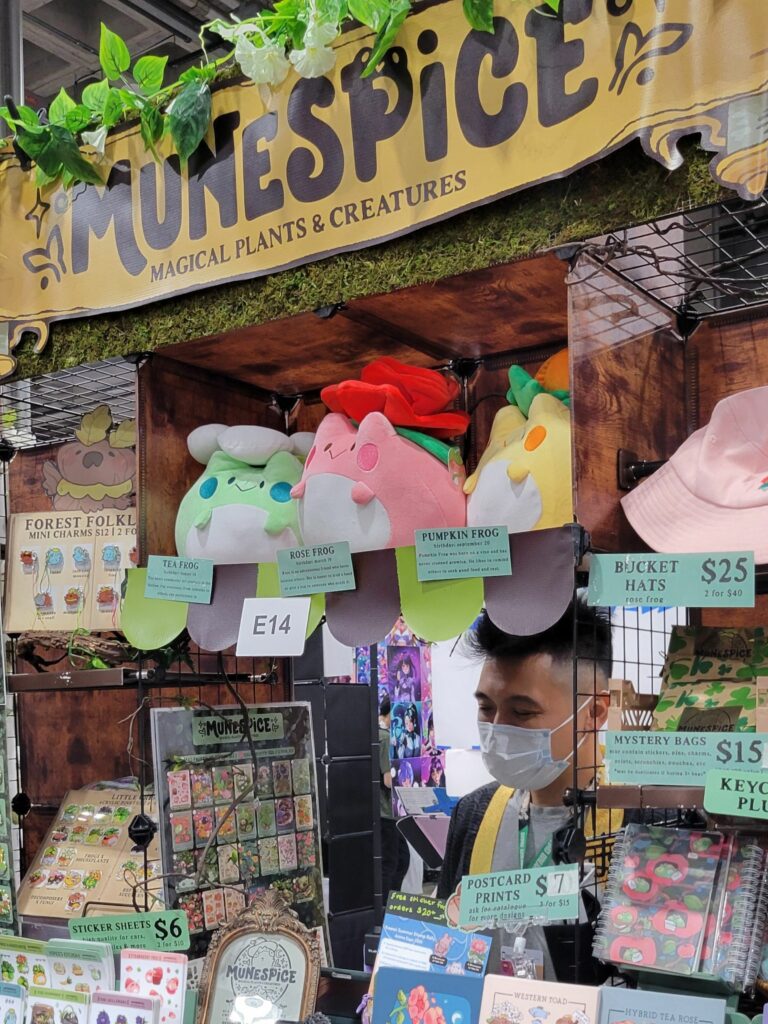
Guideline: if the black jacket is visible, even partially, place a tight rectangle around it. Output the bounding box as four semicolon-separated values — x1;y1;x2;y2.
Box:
436;783;608;985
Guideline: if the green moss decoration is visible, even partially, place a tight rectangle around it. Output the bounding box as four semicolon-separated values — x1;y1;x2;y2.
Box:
14;141;723;380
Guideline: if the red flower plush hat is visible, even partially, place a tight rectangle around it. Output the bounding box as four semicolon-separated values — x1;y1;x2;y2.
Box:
321;357;470;439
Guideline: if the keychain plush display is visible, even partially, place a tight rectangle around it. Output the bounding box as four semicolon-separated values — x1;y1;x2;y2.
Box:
175;424;314;564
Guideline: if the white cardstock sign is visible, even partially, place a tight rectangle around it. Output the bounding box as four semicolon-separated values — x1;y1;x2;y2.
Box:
236;598;311;657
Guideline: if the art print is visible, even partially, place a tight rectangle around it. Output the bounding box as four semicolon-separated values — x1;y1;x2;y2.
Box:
391;703;421;760
387;647;422;703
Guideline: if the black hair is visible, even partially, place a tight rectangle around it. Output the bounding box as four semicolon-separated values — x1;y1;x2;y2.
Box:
379;694;391;717
404;703;420;728
396;653;416;675
464;593;612;677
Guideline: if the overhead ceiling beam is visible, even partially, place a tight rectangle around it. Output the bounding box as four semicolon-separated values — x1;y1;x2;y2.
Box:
336;305;450;362
107;0;204;45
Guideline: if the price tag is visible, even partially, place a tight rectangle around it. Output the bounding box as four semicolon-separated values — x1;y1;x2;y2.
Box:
588;552;755;608
704;768;768;819
69;910;189;952
458;864;579;928
236;598;310;656
145;555;213;604
605;731;768;786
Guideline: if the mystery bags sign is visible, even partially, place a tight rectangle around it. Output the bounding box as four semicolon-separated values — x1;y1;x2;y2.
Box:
1;0;767;375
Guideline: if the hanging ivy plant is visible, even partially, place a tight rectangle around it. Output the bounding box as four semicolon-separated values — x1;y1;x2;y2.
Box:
0;0;561;190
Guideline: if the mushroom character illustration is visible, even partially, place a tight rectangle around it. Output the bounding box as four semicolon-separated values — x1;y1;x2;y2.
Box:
42;405;136;512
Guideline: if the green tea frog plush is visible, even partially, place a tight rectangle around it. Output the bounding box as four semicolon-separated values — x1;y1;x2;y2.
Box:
175;424;314;564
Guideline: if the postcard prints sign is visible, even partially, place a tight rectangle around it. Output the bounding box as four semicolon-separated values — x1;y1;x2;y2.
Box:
459;864;579;928
2;1;768;376
5;508;136;631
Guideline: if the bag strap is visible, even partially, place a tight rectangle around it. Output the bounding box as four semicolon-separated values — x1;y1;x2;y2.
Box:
469;785;515;875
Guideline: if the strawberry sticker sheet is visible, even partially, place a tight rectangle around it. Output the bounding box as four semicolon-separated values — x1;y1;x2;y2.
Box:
119;950;186;1024
151;704;327;955
17;788;161;921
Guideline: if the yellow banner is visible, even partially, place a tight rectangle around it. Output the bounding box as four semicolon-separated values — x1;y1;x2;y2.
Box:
1;0;767;376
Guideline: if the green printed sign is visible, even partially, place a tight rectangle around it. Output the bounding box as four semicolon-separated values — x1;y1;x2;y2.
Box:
704;768;768;819
145;556;213;604
192;712;284;746
587;552;754;608
277;542;355;596
459;864;579;928
415;526;511;582
605;731;768;786
69;910;189;951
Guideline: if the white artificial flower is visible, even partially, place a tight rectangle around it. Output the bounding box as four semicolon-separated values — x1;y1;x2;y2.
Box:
235;34;290;86
289;14;338;78
81;125;108;155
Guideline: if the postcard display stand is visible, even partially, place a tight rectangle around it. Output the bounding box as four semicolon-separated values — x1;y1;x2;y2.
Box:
150;704;328;957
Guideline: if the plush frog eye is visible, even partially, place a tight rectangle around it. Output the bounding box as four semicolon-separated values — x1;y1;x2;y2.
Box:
199;477;218;499
270;482;292;503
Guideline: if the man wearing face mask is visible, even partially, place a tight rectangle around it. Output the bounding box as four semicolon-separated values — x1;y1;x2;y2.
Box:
437;596;616;983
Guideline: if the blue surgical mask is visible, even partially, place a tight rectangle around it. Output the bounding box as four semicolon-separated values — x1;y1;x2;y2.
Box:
478;700;591;791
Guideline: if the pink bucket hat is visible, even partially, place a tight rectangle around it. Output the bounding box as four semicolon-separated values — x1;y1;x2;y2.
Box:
621;386;768;562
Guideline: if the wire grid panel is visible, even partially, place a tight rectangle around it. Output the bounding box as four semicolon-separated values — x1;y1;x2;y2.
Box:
581;195;768;319
0;357;137;450
573;606;689;908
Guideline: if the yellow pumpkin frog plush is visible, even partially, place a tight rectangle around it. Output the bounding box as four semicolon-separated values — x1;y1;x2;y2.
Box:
464;351;572;534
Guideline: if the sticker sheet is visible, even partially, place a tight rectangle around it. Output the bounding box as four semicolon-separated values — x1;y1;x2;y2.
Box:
17;788;161;920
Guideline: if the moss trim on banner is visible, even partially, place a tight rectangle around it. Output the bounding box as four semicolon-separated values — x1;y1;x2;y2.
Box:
13;142;723;380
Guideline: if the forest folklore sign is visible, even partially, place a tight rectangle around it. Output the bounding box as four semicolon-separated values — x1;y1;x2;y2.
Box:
1;0;767;376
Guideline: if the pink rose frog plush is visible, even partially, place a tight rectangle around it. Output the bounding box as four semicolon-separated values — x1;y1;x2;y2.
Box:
291;411;467;552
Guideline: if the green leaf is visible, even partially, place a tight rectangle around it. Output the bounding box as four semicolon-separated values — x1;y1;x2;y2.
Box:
35;164;58;188
133;54;167;96
361;0;410;77
462;0;493;32
179;62;218;84
168;80;211;165
396;991;407;1005
99;22;131;80
49;87;76;127
102;88;125;129
140;104;164;159
542;0;561;10
16;125;102;185
65;104;93;133
347;0;386;30
82;79;110;115
19;104;41;126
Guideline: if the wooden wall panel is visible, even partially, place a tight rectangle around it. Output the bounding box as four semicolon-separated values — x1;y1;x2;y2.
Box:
569;259;687;552
138;356;283;559
16;677;285;870
689;314;768;427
